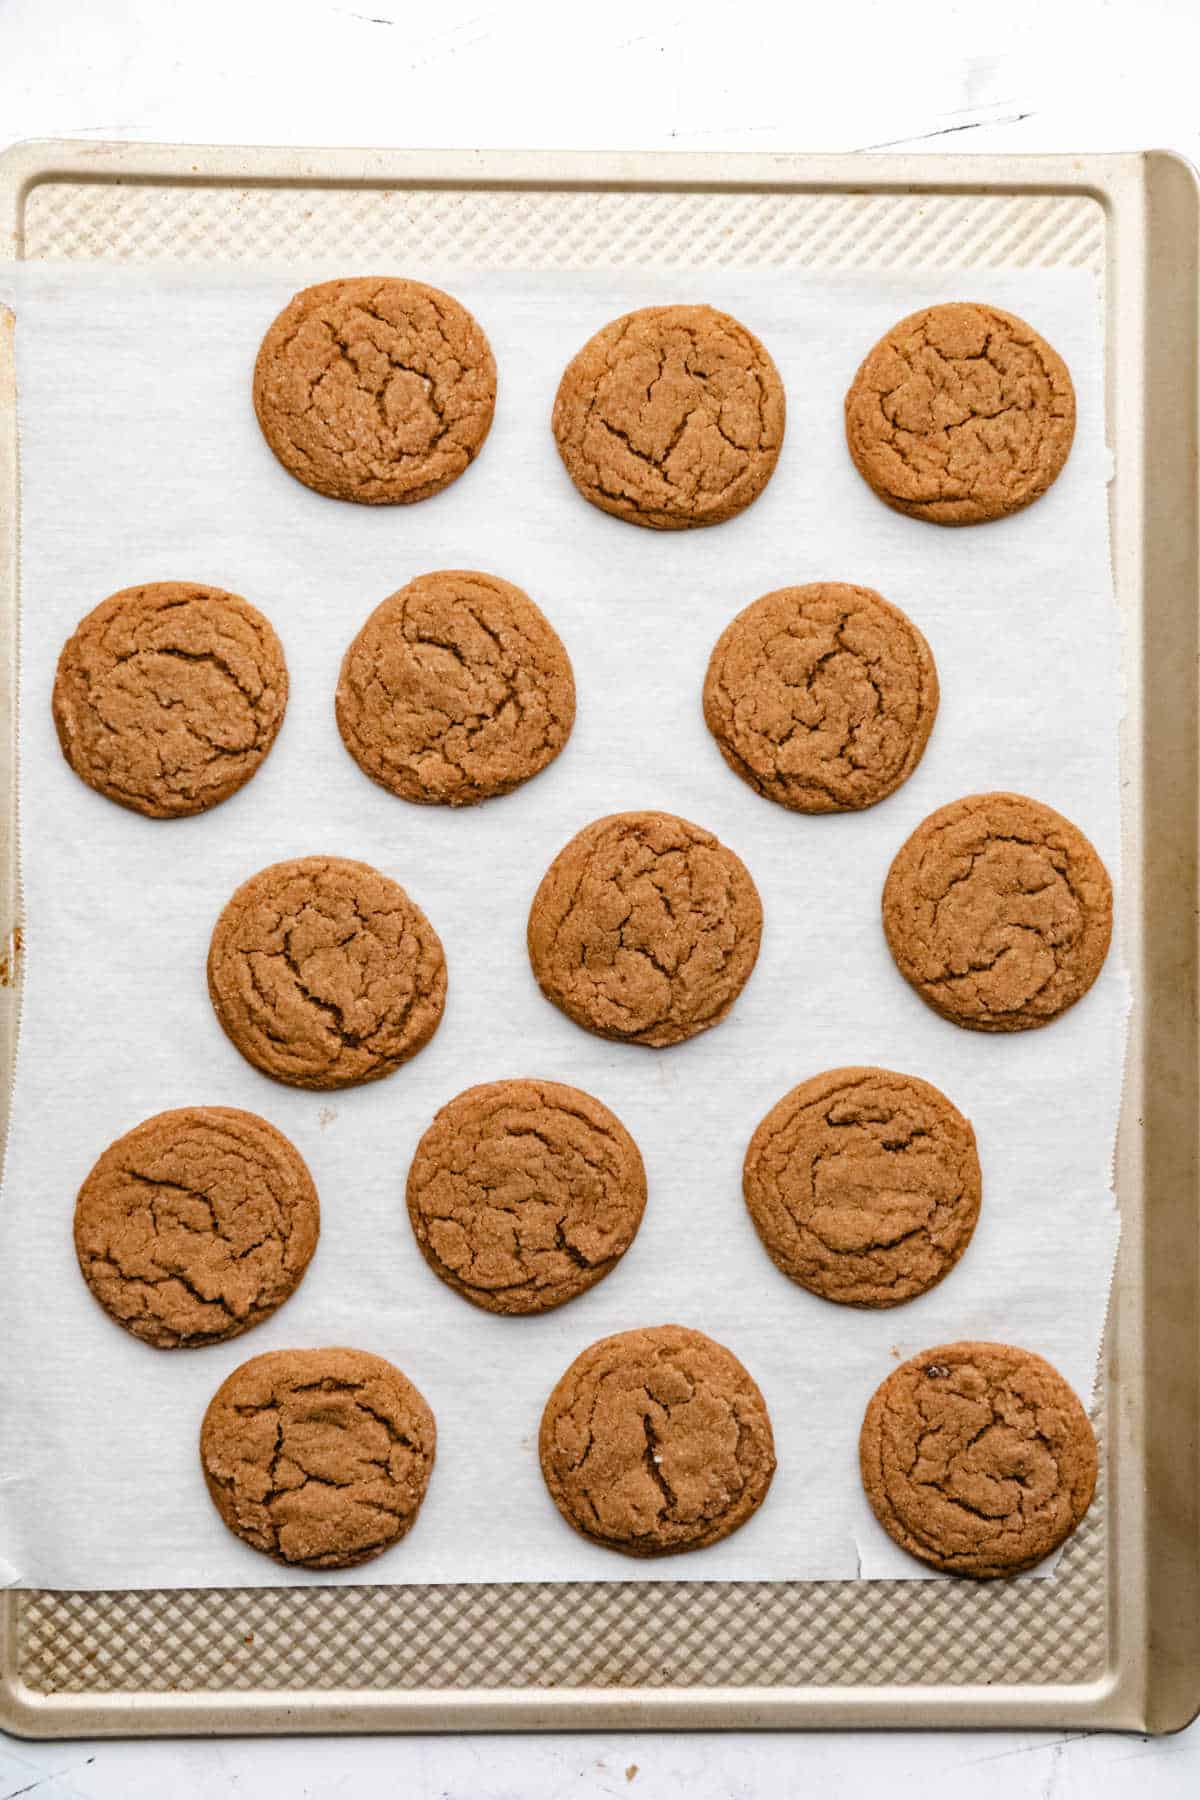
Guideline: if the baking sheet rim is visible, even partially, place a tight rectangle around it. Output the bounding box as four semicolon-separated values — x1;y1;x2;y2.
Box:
0;140;1195;1737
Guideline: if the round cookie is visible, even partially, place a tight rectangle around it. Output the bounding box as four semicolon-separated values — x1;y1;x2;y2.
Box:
859;1341;1098;1578
207;855;446;1089
539;1324;776;1557
844;302;1075;525
336;570;575;807
253;276;496;505
52;582;288;819
882;792;1112;1032
743;1068;980;1307
407;1079;646;1314
74;1106;319;1348
703;582;938;813
200;1346;436;1570
527;810;763;1047
552;304;785;530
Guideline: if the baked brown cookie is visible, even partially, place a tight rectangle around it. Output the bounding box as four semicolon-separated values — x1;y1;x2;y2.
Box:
407;1079;646;1314
859;1341;1098;1577
207;856;446;1089
74;1107;319;1348
527;810;762;1047
253;277;496;505
200;1346;436;1570
539;1324;776;1556
882;792;1112;1032
51;582;288;819
552;304;785;530
703;582;938;812
743;1068;980;1307
336;570;575;806
844;302;1075;525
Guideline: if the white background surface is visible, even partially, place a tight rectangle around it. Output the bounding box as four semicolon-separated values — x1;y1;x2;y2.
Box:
1;0;1197;1792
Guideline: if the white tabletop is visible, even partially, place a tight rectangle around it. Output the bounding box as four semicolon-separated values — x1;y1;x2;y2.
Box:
1;0;1198;1792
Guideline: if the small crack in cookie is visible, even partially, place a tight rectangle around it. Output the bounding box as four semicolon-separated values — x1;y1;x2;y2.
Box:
253;277;496;505
539;1324;776;1556
882;792;1112;1031
406;1078;646;1314
552;305;785;530
704;582;938;812
743;1067;980;1307
200;1346;436;1569
207;856;446;1088
844;302;1075;525
336;570;575;805
527;810;763;1047
859;1341;1097;1576
52;582;288;818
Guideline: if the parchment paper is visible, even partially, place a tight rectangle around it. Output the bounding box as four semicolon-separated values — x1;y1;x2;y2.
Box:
0;263;1125;1587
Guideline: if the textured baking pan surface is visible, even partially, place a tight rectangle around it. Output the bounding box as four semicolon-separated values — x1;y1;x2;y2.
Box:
0;143;1196;1737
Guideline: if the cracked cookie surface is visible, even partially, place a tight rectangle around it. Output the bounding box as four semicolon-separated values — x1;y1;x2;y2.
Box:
527;811;762;1047
74;1106;318;1348
52;582;288;819
407;1079;646;1314
539;1324;775;1556
200;1346;436;1569
859;1341;1097;1577
207;855;446;1089
253;276;496;505
743;1067;980;1307
845;302;1075;525
882;792;1112;1032
336;570;575;806
703;582;938;812
552;304;785;529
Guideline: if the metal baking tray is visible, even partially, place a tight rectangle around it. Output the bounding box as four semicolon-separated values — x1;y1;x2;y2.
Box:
0;141;1196;1738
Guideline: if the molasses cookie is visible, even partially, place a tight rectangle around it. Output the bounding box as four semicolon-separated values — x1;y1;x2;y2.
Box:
703;581;938;812
52;582;287;818
74;1106;319;1347
207;855;446;1088
200;1346;436;1569
859;1341;1098;1577
743;1067;979;1306
845;302;1075;524
882;792;1112;1031
539;1324;775;1556
527;810;762;1046
336;571;574;805
552;304;785;529
253;277;495;504
407;1079;646;1313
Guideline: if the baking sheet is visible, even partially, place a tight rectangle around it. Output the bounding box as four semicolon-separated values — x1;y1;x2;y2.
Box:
0;261;1124;1590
